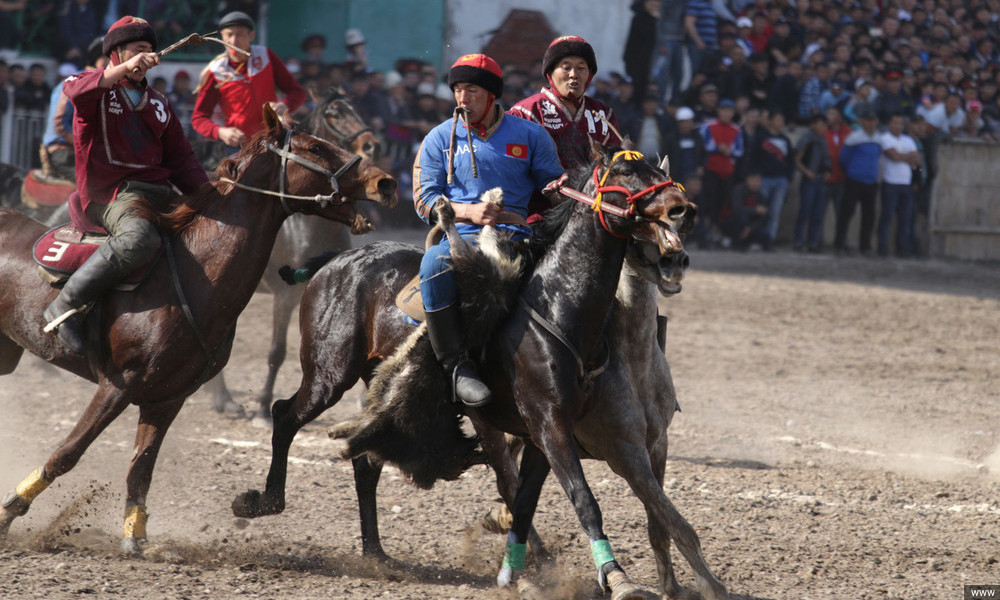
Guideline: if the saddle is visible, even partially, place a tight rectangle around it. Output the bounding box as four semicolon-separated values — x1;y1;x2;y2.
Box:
32;225;160;289
21;169;75;209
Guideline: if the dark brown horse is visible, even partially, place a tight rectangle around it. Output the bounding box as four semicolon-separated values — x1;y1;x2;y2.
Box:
0;106;397;554
202;87;384;424
233;145;726;599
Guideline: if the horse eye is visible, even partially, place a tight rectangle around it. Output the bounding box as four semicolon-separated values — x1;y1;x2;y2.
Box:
308;145;323;155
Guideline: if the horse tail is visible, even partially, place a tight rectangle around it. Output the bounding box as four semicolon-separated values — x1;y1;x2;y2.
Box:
278;250;342;285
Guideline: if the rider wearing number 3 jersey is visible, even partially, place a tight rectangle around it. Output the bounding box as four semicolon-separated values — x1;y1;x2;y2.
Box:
44;16;209;355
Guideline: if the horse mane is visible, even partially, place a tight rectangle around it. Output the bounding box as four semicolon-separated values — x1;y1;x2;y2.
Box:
523;156;604;267
151;182;222;235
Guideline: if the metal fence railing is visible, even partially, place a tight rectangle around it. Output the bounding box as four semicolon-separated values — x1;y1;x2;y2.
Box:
0;97;46;171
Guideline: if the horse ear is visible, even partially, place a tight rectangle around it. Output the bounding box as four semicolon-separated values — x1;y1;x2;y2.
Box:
308;85;322;105
262;103;282;133
621;136;635;151
589;137;604;163
659;154;671;177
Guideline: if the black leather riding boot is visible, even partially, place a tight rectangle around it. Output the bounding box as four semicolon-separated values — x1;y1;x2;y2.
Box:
43;251;125;355
424;305;491;407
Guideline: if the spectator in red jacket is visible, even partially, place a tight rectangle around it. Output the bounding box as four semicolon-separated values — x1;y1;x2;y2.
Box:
191;11;305;148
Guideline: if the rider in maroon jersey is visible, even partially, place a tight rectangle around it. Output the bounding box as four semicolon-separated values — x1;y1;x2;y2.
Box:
44;16;209;355
509;36;622;171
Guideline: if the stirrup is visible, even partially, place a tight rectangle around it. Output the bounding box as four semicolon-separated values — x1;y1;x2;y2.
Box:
43;306;84;333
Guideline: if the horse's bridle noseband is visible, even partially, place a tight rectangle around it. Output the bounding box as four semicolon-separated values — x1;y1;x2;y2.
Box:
219;129;362;215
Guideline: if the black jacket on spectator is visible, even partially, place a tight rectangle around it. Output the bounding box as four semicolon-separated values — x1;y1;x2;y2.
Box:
768;73;801;123
624;1;658;104
743;72;775;110
14;81;51;112
874;90;916;123
665;128;706;184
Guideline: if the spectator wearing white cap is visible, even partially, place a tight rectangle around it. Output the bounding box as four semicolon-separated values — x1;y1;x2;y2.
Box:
665;106;706;187
344;28;368;71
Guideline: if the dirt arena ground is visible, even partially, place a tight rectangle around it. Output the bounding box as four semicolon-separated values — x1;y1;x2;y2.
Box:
2;230;998;600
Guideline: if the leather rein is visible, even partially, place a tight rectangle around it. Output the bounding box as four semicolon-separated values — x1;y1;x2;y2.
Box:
218;129;362;215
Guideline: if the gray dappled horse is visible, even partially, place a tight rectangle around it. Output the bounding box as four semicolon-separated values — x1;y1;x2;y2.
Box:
201;87;384;424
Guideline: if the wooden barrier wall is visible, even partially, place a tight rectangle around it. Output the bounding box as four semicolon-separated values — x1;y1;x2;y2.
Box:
931;140;1000;261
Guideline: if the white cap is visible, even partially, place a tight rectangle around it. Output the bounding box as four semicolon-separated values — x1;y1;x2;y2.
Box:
345;28;365;46
58;62;78;78
416;82;436;97
384;70;403;88
737;16;752;28
435;83;454;102
675;106;695;121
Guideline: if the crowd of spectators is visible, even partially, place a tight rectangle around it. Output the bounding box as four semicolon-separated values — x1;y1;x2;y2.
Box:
3;0;999;250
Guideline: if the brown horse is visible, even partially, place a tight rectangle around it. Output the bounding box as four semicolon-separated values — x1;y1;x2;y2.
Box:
200;87;384;424
0;106;397;554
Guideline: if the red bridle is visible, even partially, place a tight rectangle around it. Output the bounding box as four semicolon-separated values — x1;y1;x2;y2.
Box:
556;150;686;238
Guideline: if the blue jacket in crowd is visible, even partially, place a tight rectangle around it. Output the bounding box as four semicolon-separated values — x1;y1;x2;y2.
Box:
839;129;882;185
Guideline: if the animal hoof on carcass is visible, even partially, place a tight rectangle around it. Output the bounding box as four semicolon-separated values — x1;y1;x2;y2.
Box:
480;505;513;534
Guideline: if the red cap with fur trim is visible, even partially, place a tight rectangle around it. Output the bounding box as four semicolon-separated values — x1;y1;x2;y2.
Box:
542;35;597;78
447;53;503;97
103;16;157;56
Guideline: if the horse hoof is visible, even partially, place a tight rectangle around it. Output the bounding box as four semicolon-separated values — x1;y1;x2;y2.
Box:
516;578;547;600
606;570;648;600
120;536;144;557
232;490;283;518
251;414;273;429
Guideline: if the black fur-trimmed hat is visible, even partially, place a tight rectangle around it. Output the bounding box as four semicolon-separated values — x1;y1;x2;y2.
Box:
448;53;503;97
103;16;157;56
542;35;597;77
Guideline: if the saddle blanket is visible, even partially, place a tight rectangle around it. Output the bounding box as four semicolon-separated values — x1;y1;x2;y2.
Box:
22;169;75;208
32;225;159;286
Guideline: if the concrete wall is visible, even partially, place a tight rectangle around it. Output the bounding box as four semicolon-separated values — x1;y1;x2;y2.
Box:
929;140;1000;261
443;1;632;73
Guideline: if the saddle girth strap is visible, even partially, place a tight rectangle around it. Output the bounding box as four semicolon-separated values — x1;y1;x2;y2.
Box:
164;237;222;386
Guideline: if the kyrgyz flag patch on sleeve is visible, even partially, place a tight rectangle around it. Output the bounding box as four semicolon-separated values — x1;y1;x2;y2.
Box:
506;143;528;159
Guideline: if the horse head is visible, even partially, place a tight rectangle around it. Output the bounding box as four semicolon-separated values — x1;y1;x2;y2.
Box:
228;105;397;234
619;153;693;294
308;86;382;162
581;142;696;268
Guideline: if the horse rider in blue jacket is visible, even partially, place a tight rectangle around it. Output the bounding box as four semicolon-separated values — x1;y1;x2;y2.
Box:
412;53;565;406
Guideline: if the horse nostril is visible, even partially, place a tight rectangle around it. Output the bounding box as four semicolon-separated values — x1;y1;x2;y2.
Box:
377;178;398;206
667;205;688;221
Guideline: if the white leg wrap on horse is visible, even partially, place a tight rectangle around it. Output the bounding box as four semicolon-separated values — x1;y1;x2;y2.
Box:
15;466;50;503
123;504;148;540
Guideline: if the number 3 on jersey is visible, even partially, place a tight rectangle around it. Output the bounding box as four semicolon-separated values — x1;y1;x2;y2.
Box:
150;99;167;123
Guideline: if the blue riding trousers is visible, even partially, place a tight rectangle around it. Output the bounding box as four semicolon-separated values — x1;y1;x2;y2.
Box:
419;231;527;311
